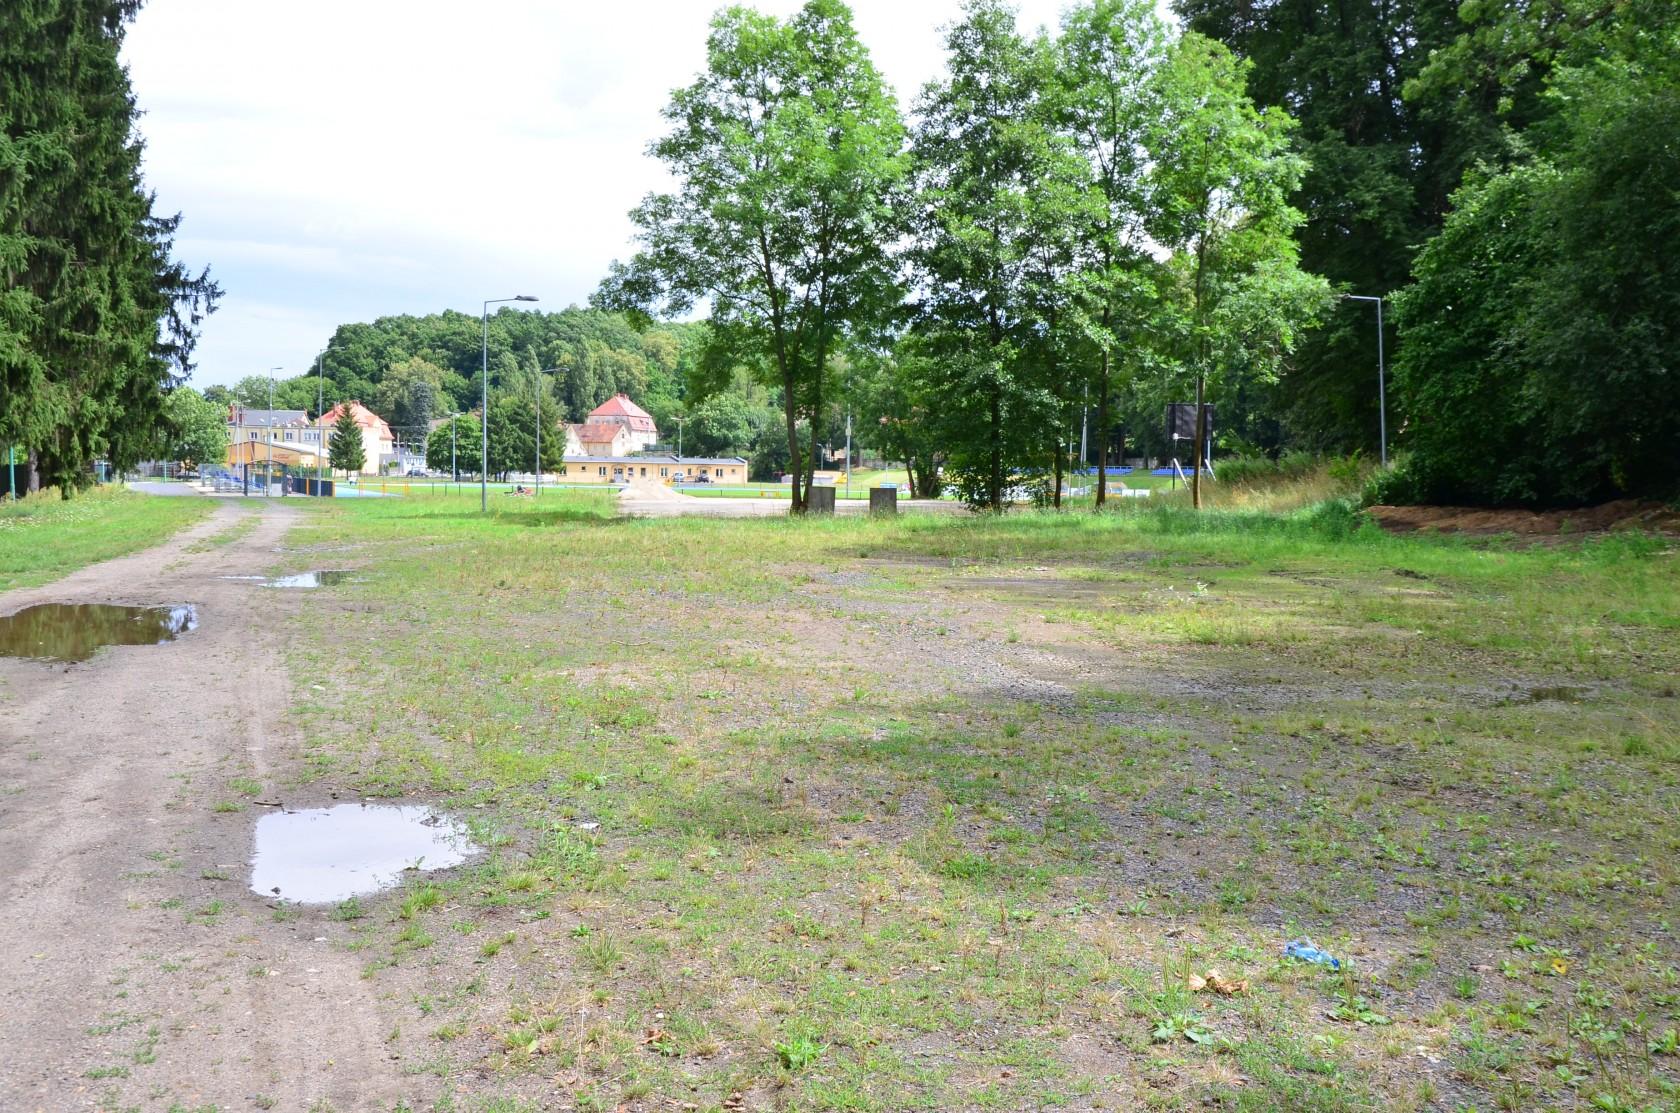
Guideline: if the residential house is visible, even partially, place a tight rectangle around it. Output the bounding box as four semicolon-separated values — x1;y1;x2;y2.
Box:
569;421;635;458
225;407;324;472
583;393;659;452
317;401;395;476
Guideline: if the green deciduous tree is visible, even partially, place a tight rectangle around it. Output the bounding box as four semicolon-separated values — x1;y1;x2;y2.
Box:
1150;33;1329;507
1174;0;1468;453
329;407;365;477
597;0;907;511
908;0;1086;510
162;386;228;470
685;392;758;457
1054;0;1170;505
1392;8;1680;506
425;414;480;478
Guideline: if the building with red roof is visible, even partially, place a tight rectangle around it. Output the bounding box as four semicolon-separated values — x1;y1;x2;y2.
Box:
316;401;396;476
584;393;659;451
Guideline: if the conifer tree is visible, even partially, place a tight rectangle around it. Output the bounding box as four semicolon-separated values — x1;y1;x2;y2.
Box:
329;407;365;477
0;0;219;495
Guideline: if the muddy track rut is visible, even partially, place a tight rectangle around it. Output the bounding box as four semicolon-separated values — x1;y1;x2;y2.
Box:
0;499;409;1112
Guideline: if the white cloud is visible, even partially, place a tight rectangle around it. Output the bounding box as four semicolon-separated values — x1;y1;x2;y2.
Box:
124;0;1165;385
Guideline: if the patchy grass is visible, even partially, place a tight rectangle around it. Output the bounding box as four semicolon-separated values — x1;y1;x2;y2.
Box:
0;486;214;591
280;490;1679;1111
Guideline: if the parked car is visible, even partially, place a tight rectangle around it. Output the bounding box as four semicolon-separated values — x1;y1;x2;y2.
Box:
692;474;712;484
406;468;428;477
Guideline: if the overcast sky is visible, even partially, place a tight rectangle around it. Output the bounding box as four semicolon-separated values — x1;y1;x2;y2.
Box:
124;1;1160;387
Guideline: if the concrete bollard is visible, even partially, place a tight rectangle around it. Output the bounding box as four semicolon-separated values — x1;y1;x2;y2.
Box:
807;485;836;514
869;487;898;515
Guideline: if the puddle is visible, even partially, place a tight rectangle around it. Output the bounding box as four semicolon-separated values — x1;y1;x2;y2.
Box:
249;804;477;903
264;570;357;589
1529;685;1588;703
0;603;197;662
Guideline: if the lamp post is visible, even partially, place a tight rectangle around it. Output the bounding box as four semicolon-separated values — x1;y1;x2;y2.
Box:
1343;294;1388;467
267;367;282;496
482;296;539;511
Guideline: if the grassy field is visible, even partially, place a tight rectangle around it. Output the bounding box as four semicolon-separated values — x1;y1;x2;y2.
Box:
269;488;1678;1112
0;486;214;591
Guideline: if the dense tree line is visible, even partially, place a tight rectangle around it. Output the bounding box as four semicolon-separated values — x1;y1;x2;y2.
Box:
1182;0;1679;505
214;308;706;438
605;0;1326;510
1;0;219;496
603;0;1677;509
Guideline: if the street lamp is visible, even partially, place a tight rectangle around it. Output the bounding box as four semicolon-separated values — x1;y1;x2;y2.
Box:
268;367;282;497
1343;294;1388;467
482;296;539;511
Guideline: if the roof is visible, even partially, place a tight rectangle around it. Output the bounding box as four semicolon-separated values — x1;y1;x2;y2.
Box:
586;393;657;432
574;423;627;443
564;454;747;466
231;408;309;428
317;401;394;440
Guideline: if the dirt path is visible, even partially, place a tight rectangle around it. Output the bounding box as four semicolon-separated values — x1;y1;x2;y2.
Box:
0;499;410;1112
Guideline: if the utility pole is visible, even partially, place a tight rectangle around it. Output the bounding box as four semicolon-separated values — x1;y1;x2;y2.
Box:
267;368;282;497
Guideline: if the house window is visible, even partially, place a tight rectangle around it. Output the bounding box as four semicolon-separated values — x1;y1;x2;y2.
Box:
640;467;647;477
598;466;607;476
660;467;668;477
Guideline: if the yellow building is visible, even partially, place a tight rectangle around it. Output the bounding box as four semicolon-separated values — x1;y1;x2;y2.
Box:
561;455;748;485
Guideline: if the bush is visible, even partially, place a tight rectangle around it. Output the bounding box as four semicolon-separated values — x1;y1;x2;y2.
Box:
1360;455;1428;506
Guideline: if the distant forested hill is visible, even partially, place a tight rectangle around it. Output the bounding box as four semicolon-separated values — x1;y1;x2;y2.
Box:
214;308;706;435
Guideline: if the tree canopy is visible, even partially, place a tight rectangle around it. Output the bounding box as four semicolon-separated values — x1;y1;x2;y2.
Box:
597;0;907;511
1;0;219;495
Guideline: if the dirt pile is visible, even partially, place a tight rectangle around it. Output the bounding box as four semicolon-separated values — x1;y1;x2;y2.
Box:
1368;498;1680;536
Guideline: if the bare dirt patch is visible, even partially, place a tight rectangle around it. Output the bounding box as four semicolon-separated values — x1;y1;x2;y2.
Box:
1368;497;1680;535
0;500;428;1111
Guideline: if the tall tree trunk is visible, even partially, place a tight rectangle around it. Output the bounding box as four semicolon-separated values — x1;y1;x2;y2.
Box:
989;388;1003;512
27;450;40;495
1052;436;1063;509
1192;372;1206;510
782;368;804;513
1095;336;1111;509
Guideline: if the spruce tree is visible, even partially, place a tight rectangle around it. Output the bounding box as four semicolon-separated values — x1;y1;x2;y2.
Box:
329;407;365;477
0;1;219;495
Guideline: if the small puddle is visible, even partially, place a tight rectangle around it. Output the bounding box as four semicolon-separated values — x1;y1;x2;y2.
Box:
249;804;477;903
264;570;357;589
0;604;198;662
1529;685;1588;703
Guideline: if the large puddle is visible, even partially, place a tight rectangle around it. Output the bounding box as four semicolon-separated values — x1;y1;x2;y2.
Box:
223;570;357;588
265;570;357;589
0;603;198;662
249;804;477;903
